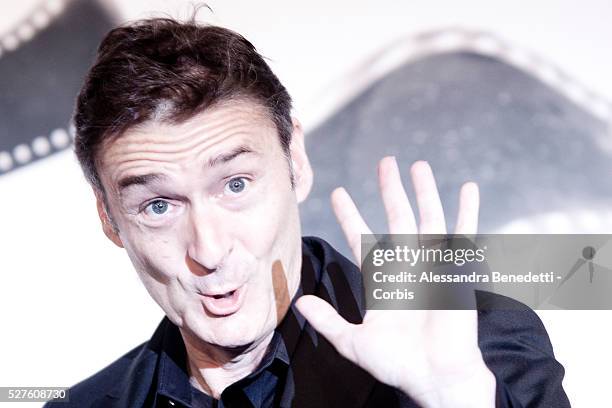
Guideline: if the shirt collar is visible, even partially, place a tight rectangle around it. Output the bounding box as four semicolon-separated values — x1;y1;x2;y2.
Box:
155;318;192;407
154;318;290;406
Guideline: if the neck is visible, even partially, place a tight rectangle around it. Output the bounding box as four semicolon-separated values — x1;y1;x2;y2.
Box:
180;329;275;399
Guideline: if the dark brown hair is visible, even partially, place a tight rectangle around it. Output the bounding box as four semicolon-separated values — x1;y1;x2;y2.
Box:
74;17;293;191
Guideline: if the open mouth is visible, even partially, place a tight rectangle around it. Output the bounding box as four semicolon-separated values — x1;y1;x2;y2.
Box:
200;285;246;317
212;290;236;299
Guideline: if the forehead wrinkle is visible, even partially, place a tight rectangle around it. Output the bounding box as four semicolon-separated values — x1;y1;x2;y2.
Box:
107;125;227;159
117;126;264;171
101;100;279;193
105;129;270;197
105;98;276;158
108;112;269;161
207;145;257;168
193;132;268;170
103;128;228;187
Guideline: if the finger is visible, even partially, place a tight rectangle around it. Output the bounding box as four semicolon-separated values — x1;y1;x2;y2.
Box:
379;156;418;234
454;182;480;236
295;295;355;357
331;187;372;265
410;161;446;234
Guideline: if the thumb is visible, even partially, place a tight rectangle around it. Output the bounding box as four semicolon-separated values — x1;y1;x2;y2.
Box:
295;295;354;355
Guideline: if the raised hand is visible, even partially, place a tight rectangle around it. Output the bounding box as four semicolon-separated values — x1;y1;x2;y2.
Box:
295;157;495;408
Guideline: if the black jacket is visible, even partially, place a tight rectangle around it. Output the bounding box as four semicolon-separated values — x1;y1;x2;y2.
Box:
46;237;570;407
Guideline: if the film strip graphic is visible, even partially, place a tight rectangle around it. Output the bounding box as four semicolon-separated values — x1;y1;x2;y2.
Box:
0;127;73;172
0;0;68;57
1;8;611;174
306;27;612;131
0;0;111;175
0;0;72;174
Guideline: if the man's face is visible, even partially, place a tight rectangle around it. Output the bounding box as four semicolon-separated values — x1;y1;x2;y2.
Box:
95;100;312;349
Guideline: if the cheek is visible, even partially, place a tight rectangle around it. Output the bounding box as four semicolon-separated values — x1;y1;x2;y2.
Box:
122;228;185;284
123;236;194;324
237;194;302;314
236;188;299;256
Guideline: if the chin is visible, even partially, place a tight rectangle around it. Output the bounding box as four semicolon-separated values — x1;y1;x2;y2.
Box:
194;313;273;349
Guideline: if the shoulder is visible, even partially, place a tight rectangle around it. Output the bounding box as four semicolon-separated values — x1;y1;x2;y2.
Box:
475;291;570;407
475;290;553;351
301;236;366;321
302;236;360;281
44;341;153;408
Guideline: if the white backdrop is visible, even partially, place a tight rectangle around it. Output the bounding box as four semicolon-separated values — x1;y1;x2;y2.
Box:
1;1;611;406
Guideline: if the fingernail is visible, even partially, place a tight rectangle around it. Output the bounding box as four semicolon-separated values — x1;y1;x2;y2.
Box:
382;155;396;164
380;156;399;176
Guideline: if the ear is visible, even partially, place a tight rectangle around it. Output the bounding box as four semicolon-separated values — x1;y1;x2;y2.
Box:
94;189;124;248
289;117;313;203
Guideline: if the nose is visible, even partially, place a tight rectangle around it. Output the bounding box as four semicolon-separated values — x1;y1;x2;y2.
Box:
186;205;232;276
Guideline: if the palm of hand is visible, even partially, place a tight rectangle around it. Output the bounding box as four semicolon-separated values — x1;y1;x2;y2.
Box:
296;158;493;407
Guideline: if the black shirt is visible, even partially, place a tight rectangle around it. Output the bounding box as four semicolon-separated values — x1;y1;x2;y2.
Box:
47;237;570;407
157;328;290;407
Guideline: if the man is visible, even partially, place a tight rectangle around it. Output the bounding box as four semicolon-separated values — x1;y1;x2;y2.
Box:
48;17;569;407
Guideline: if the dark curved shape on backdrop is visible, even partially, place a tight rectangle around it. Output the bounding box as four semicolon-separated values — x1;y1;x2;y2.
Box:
302;52;612;256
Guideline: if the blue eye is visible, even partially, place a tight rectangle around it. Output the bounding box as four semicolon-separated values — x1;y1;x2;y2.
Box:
148;200;169;215
226;177;247;194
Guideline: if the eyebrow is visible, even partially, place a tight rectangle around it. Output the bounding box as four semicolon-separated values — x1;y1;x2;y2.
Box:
207;145;256;168
117;145;257;192
118;173;167;192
